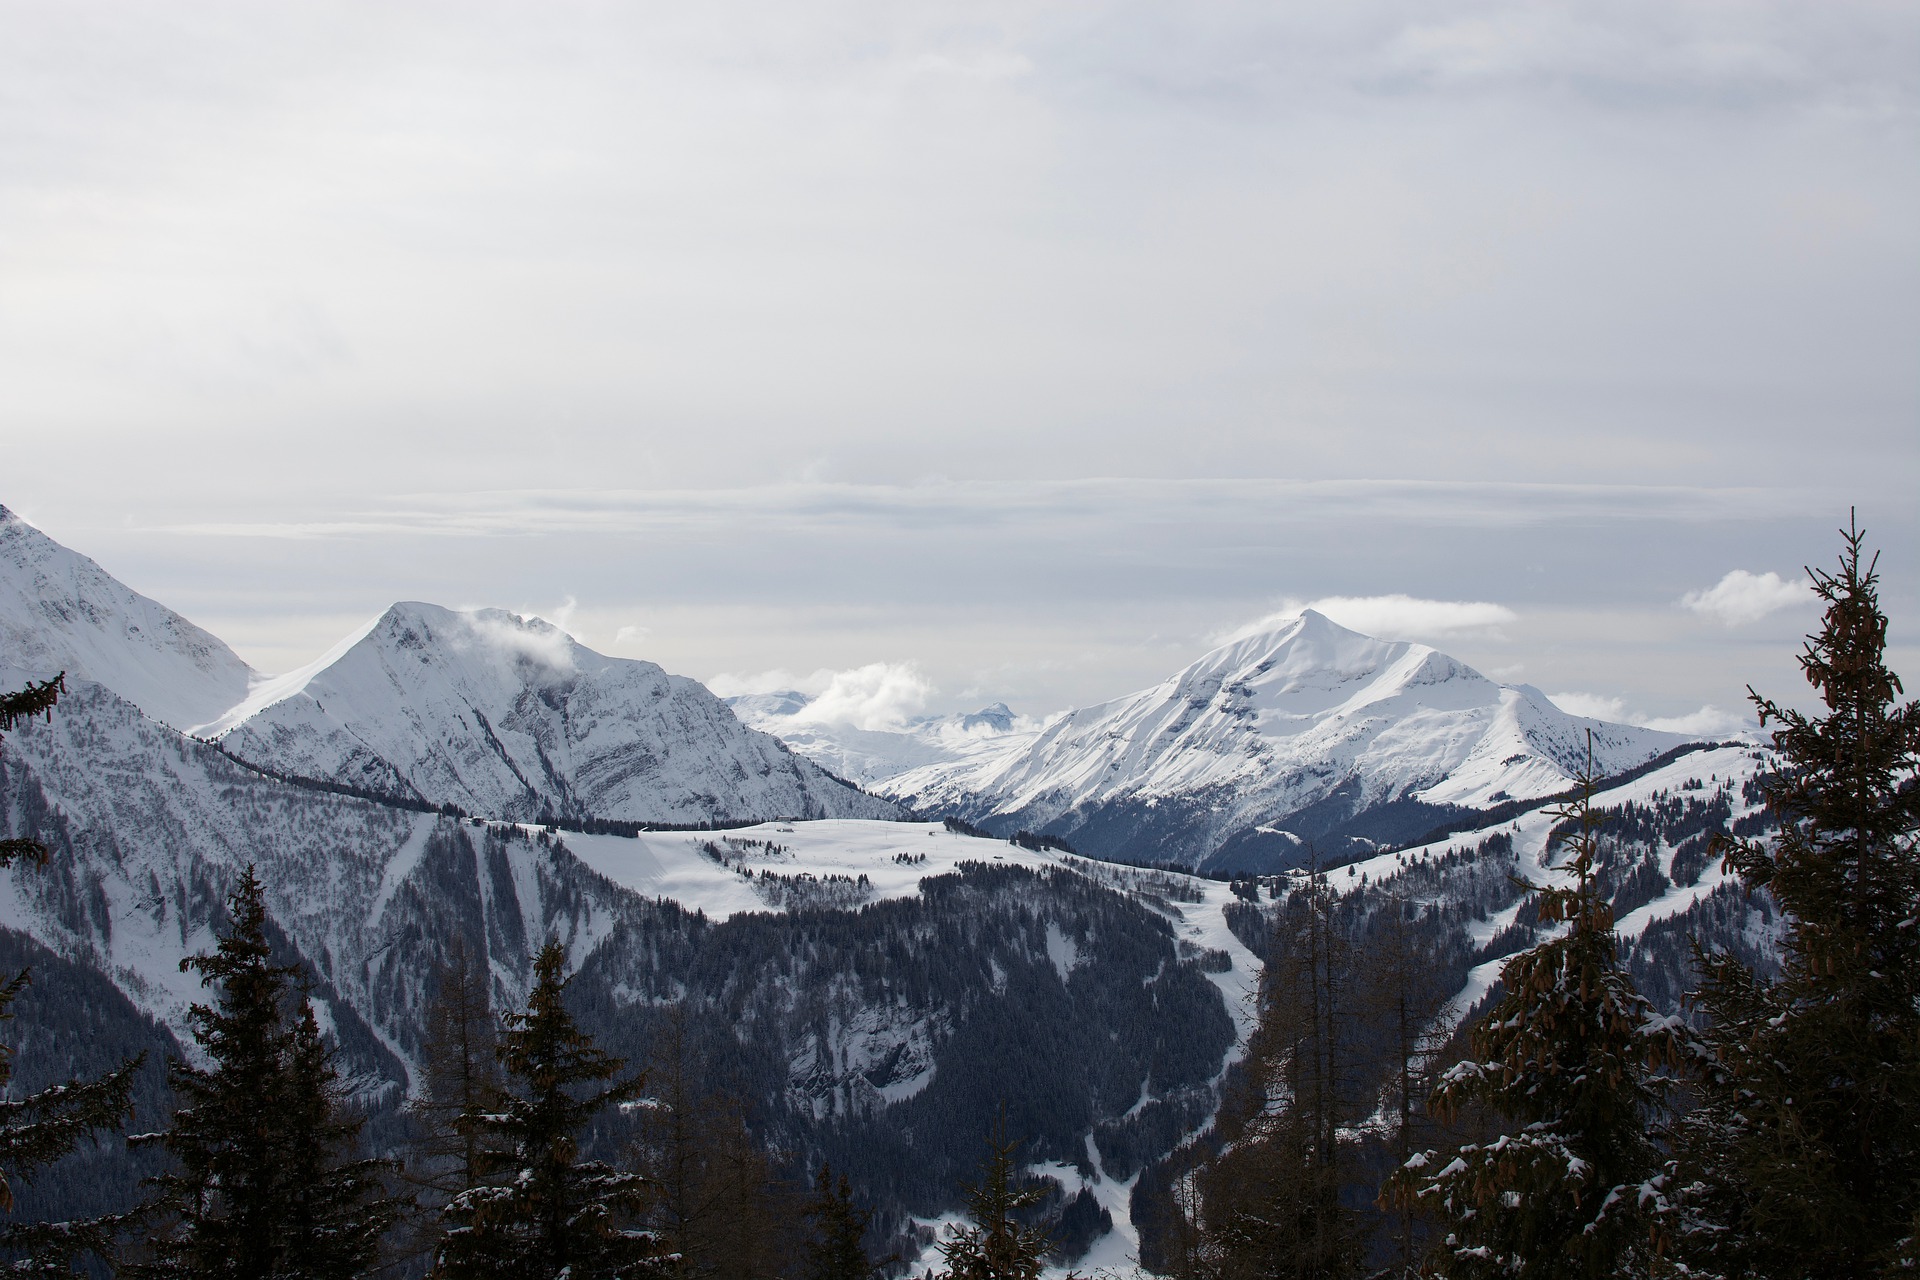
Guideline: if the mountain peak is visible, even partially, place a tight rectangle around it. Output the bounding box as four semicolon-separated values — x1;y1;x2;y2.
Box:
0;502;255;731
961;703;1017;732
210;600;899;825
882;604;1694;872
369;602;583;679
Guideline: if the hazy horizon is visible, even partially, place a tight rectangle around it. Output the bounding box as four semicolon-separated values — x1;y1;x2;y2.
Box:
4;2;1914;732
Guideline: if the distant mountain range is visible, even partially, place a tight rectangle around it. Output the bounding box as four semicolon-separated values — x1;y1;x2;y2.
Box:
0;504;1234;1260
738;610;1703;872
200;601;898;825
0;502;1768;1265
723;693;1039;788
3;503;1710;868
0;505;896;827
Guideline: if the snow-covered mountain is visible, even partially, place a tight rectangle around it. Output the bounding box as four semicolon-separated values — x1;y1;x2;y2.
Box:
724;692;1039;787
203;603;901;825
0;670;1236;1261
881;610;1701;872
0;505;255;731
0;506;1780;1265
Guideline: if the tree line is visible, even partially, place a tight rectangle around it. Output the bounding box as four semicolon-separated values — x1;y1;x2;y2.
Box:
1148;519;1920;1278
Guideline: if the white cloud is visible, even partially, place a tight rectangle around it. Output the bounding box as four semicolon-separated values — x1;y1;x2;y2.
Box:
1226;594;1517;645
1682;570;1811;625
791;662;935;732
1307;594;1518;640
707;661;935;732
1546;691;1631;722
1548;691;1752;739
458;608;577;675
1641;705;1752;738
537;595;582;642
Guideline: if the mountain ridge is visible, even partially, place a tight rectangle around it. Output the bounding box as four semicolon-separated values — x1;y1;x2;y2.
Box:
208;601;902;826
874;610;1698;871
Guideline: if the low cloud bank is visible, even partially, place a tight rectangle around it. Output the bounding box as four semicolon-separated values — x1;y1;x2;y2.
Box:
1548;691;1750;739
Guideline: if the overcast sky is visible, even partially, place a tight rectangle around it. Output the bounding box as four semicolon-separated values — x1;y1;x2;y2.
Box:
2;1;1915;731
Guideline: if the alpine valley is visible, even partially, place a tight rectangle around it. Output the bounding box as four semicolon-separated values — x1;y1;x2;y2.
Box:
0;504;1778;1273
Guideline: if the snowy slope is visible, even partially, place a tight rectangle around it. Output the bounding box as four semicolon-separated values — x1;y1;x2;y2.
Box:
0;505;255;731
0;674;1244;1268
207;603;902;825
1335;742;1771;1023
569;816;1260;989
725;694;1041;786
0;672;633;1082
883;611;1697;872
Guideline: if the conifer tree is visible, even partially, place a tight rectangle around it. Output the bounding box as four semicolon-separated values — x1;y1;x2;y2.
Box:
1389;742;1683;1280
131;866;404;1280
1365;894;1457;1276
0;967;141;1271
801;1163;882;1280
935;1111;1053;1280
407;938;503;1206
632;1008;788;1279
432;941;660;1280
0;671;143;1272
1195;869;1364;1280
1674;518;1920;1277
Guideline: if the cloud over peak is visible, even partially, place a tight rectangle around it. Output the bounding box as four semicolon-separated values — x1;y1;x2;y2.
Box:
1225;595;1518;646
709;660;934;732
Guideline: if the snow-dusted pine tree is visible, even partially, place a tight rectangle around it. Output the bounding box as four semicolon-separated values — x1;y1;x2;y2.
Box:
0;967;141;1271
131;866;403;1279
0;674;63;867
936;1111;1054;1280
1674;518;1920;1277
1389;739;1685;1279
431;941;660;1280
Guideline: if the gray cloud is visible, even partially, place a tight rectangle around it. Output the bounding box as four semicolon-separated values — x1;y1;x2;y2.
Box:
1;1;1913;725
